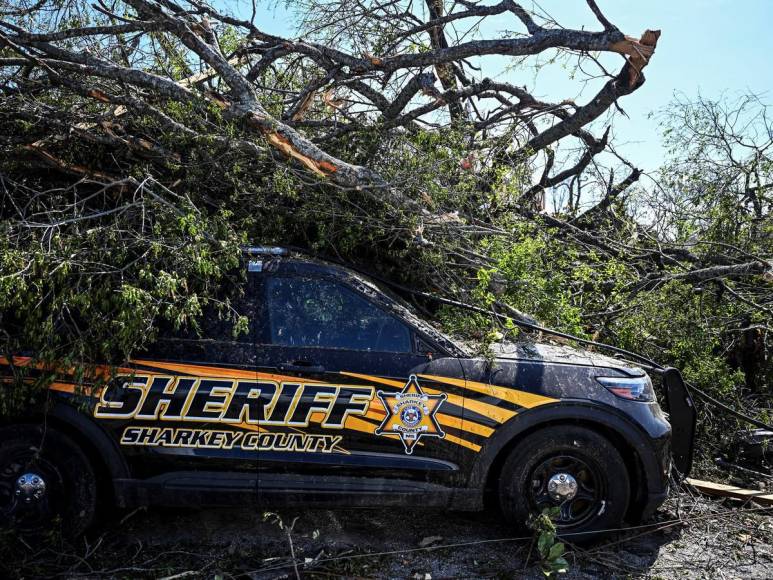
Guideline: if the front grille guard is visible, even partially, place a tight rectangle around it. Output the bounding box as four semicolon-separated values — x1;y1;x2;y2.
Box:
662;367;697;477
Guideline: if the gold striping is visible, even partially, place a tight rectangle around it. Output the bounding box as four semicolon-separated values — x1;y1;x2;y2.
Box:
341;371;507;431
363;407;386;422
436;412;494;437
340;371;403;387
342;414;383;436
235;422;268;434
49;382;76;394
444;433;482;452
420;374;558;409
421;384;516;424
1;357;133;379
342;371;514;424
131;360;321;384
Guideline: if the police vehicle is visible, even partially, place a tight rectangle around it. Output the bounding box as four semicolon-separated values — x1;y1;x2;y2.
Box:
0;248;695;538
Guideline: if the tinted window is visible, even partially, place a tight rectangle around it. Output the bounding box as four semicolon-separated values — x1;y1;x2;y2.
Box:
156;301;253;343
266;277;412;353
144;276;258;364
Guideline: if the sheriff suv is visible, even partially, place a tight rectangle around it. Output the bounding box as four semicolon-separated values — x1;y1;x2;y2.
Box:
0;248;695;539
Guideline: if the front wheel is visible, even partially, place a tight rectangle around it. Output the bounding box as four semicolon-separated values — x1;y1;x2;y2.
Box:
0;425;97;537
498;426;630;541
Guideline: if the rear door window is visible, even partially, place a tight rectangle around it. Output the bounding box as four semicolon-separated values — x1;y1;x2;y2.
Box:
144;275;258;365
265;276;412;353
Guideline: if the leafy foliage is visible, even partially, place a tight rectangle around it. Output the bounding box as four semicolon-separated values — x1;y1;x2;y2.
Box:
529;507;569;576
0;2;769;452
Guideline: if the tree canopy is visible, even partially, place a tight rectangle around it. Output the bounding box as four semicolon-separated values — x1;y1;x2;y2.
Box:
0;1;770;443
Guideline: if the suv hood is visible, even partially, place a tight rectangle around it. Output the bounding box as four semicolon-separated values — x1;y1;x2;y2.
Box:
492;341;646;376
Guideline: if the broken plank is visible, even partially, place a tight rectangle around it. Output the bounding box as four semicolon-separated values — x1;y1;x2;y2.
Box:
686;478;773;506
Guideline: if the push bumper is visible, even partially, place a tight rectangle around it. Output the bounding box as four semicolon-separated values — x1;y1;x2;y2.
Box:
662;367;697;477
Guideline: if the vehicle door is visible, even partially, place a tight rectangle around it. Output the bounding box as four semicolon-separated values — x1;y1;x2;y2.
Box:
92;272;261;486
253;270;469;483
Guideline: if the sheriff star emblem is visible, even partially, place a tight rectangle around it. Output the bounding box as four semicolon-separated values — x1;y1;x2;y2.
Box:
375;375;447;454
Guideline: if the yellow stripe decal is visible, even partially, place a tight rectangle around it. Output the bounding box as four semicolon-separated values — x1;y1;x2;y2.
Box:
49;382;76;394
234;422;268;434
436;412;494;437
341;372;491;447
131;360;321;384
342;415;383;436
421;384;516;424
340;372;403;387
341;371;508;432
419;374;558;409
445;433;482;452
1;357;133;380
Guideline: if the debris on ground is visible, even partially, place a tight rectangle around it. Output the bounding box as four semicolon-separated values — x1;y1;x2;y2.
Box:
2;489;771;579
687;478;773;506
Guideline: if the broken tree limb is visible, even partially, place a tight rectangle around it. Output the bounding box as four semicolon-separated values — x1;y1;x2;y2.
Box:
521;29;660;155
0;1;664;196
636;260;772;291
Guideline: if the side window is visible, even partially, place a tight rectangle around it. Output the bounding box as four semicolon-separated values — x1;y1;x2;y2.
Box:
265;276;412;353
156;300;253;343
145;277;258;363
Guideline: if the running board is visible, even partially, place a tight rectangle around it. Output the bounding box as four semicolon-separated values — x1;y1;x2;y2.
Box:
114;471;476;509
256;473;459;507
114;472;257;508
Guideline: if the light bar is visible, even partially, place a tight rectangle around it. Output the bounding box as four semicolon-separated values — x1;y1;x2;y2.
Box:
242;246;289;256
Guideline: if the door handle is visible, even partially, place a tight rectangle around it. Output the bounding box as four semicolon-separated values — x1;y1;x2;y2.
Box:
279;360;326;374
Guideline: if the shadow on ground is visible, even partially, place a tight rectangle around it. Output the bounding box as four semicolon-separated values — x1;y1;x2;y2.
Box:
2;493;771;578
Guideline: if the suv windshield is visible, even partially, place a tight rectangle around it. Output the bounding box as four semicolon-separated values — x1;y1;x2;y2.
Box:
335;268;469;357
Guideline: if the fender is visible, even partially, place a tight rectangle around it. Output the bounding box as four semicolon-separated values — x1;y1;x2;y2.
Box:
47;401;131;481
467;400;669;493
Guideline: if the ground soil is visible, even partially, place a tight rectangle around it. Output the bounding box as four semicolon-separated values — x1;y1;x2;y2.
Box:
3;489;772;579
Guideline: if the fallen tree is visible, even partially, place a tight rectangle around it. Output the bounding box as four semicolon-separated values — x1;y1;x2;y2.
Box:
0;1;770;443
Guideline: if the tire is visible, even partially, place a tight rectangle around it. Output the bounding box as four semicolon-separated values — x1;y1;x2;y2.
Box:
0;424;97;537
498;425;630;542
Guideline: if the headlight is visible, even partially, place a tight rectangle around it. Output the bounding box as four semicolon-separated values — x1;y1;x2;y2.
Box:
596;375;654;401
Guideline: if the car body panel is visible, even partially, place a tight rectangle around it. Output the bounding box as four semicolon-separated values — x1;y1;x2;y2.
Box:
0;254;679;521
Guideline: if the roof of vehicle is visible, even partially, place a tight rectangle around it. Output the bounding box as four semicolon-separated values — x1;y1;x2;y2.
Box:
244;247;643;372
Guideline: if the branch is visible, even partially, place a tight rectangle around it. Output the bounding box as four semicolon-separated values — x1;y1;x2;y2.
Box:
522;29;660;154
575;166;642;224
2;25;389;192
375;28;628;72
585;0;618;32
384;71;437;118
523;128;611;201
0;20;162;41
637;260;772;290
425;0;466;121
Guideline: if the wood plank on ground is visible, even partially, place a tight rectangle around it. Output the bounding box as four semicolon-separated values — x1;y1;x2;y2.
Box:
686;477;773;506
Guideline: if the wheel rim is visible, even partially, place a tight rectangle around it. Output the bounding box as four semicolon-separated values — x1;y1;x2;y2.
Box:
0;447;63;531
528;454;605;529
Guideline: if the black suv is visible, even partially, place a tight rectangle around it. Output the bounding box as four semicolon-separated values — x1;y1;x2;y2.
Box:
0;249;694;538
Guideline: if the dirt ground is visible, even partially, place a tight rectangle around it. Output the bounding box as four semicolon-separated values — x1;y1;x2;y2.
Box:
3;490;772;579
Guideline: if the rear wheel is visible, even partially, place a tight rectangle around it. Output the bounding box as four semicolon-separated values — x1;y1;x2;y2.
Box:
0;425;96;537
498;426;630;541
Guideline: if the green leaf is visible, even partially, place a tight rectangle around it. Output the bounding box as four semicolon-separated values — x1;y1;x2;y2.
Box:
537;531;554;557
550;557;569;573
548;542;565;560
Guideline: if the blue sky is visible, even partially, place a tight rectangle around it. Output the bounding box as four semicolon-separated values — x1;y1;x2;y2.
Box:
241;0;773;172
527;0;773;171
